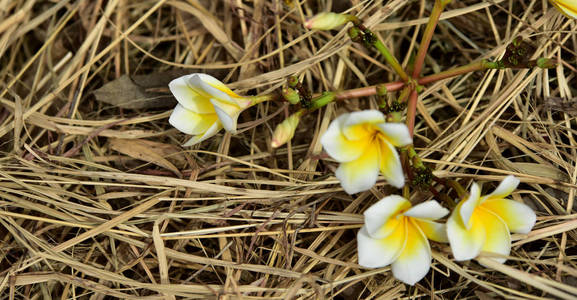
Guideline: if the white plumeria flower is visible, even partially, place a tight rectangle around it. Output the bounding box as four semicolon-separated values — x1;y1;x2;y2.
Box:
358;195;449;285
447;176;536;263
549;0;577;19
320;110;412;194
169;73;252;146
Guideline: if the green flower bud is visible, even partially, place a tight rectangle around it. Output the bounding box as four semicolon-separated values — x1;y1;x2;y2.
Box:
282;87;301;104
310;92;336;110
537;58;557;69
287;76;299;88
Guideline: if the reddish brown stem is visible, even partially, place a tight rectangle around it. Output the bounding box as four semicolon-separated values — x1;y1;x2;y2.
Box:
334;81;404;101
418;61;487;85
412;0;446;78
406;90;418;137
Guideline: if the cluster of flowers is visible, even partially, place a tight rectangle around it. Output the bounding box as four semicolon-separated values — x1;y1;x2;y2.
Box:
319;110;536;284
168;75;537;285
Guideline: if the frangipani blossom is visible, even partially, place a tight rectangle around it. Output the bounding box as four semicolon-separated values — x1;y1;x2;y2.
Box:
549;0;577;19
358;195;449;285
320;110;412;194
447;176;536;263
169;73;252;146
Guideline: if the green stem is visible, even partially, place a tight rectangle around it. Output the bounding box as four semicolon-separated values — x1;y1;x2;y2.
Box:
447;179;467;199
429;187;455;208
403;184;410;200
407;145;423;169
249;94;276;105
412;0;448;78
373;39;410;82
334;81;405;101
396;86;411;103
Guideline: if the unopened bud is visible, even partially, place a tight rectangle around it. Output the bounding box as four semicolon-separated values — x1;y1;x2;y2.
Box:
304;12;354;30
348;26;362;43
537;58;557;69
287;76;299;88
310;92;336;110
386;111;403;123
271;111;303;148
376;84;388;97
282;87;301;104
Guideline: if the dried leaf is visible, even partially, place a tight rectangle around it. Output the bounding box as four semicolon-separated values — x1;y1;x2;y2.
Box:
474;291;498;300
93;72;186;109
133;139;187;165
511;162;568;181
109;138;181;176
543;96;577;116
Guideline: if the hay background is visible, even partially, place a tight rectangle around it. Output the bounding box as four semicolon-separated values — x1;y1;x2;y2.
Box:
0;0;576;299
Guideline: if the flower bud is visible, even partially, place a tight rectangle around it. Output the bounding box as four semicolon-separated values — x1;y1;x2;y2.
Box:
287;76;299;88
310;92;335;110
282;87;301;104
304;12;353;30
348;26;362;43
537;58;557;69
271;111;303;148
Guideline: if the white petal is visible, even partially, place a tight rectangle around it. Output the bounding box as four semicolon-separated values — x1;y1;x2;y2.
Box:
182;122;222;146
551;0;577;19
459;182;482;230
321;114;369;162
364;195;411;239
169;104;218;135
377;123;413;147
482;175;519;203
415;219;448;243
211;99;241;133
342;110;386;127
481;199;536;234
357;223;405;269
189;74;233;103
335;144;380;194
404;200;449;220
341;110;385;141
477;207;511;264
391;219;431;285
378;140;405;188
233;97;253;109
447;204;486;261
168;75;214;113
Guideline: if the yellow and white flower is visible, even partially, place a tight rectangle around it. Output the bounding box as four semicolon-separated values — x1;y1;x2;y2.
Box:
169;73;252;146
550;0;577;19
358;195;449;285
321;110;412;194
447;176;536;263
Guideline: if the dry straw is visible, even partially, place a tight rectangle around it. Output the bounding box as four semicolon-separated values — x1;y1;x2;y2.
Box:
0;0;576;299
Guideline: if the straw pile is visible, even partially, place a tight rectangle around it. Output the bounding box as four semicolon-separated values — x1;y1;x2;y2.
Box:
0;0;576;298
